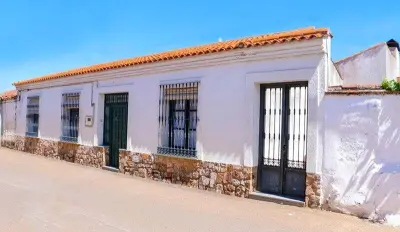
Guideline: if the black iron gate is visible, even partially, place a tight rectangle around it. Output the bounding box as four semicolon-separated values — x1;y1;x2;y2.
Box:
104;93;128;168
258;82;308;199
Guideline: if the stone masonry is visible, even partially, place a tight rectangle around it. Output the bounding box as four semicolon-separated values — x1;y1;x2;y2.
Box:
75;145;105;168
2;136;319;206
119;150;256;198
1;139;15;150
58;142;79;162
104;146;110;167
36;139;59;159
23;137;40;154
2;136;106;168
15;135;25;151
305;173;321;208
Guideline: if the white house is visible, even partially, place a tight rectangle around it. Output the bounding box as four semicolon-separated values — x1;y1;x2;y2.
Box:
335;40;400;85
3;26;400;222
4;27;335;207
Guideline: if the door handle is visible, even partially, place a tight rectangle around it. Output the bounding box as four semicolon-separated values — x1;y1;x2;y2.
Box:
282;144;287;152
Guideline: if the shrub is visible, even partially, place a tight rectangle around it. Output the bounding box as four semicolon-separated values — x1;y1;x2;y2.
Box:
381;78;400;91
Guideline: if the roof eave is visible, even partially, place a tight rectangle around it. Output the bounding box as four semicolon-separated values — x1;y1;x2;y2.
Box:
13;27;331;87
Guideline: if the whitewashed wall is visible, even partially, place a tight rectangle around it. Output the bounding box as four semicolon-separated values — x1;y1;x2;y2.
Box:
328;60;342;87
323;94;400;222
387;47;400;80
335;44;398;85
15;38;330;170
0;100;16;139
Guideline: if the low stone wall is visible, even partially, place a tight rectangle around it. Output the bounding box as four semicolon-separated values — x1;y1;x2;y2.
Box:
75;145;105;168
37;139;59;159
2;136;106;168
24;136;40;154
58;141;79;162
1;139;15;150
104;146;110;167
119;150;256;198
305;173;321;208
25;138;60;159
15;135;25;151
1;136;321;207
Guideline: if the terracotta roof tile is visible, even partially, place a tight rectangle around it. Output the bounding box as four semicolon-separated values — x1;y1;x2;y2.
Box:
14;27;330;86
0;90;17;101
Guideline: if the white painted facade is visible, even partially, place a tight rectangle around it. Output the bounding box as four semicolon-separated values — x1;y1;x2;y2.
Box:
13;38;331;173
335;43;400;85
6;34;400;220
328;59;342;86
324;94;400;222
388;47;400;80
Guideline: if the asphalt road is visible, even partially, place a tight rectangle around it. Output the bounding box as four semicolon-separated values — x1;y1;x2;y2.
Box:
0;148;397;232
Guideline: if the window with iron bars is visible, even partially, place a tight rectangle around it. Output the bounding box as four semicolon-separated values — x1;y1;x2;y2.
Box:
26;96;39;137
61;93;80;142
157;82;199;158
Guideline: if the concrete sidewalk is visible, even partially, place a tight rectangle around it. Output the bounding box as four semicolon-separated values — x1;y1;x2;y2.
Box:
0;148;397;232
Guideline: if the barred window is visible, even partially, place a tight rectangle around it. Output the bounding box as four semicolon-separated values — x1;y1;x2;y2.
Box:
157;82;199;157
26;96;39;137
61;93;80;142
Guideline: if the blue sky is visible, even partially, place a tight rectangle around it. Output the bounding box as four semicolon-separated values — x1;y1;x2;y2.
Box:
0;0;399;92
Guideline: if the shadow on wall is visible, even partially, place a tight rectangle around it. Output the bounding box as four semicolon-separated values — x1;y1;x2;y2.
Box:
323;96;400;221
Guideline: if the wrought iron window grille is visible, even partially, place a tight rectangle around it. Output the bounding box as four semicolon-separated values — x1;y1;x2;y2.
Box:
104;94;128;104
26;96;39;137
61;93;80;142
157;82;199;158
262;86;308;170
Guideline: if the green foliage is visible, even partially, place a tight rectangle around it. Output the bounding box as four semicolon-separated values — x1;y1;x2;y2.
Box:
382;78;390;89
381;78;400;91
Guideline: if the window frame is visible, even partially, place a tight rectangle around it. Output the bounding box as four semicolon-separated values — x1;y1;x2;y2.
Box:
26;96;40;137
61;92;80;143
157;82;199;158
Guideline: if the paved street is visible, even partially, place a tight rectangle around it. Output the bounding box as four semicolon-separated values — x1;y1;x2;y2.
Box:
0;148;397;232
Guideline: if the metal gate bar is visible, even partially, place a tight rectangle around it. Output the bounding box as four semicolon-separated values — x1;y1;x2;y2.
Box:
258;82;308;198
287;86;307;170
263;87;283;167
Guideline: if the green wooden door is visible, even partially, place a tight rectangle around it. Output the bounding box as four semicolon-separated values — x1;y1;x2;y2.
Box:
104;93;128;168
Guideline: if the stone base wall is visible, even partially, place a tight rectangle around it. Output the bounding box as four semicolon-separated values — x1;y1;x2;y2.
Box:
119;150;256;198
58;142;79;162
104;146;110;167
305;173;321;208
1;139;15;150
75;145;105;168
1;133;16;149
24;136;40;154
22;137;60;159
36;139;59;159
2;136;106;168
15;135;26;151
2;136;318;206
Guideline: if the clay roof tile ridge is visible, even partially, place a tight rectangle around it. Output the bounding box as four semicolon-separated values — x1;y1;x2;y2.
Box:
14;26;330;86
